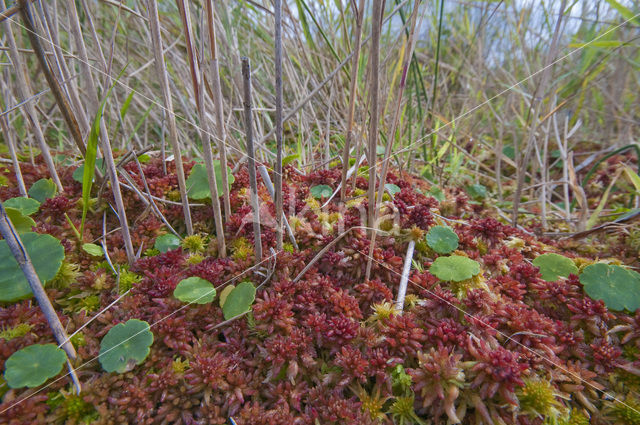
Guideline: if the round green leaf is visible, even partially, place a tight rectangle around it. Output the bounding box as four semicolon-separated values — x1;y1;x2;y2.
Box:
580;263;640;311
466;184;487;201
82;243;104;257
428;186;445;202
174;277;216;304
426;226;459;254
309;185;333;199
3;197;40;216
28;178;58;203
0;232;65;302
5;207;36;233
4;344;66;388
429;255;481;282
385;184;401;197
222;281;256;320
154;234;181;253
99;319;154;373
72;158;105;183
532;253;578;282
185;162;235;200
219;285;235;308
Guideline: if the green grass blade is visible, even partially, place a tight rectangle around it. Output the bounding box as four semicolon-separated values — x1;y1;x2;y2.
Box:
80;68;127;238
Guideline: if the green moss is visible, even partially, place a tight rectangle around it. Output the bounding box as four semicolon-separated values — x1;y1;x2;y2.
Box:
388;394;426;425
49;261;81;290
186;253;204;265
283;242;294;253
606;396;640;425
231;237;253;261
0;323;33;341
181;234;206;253
517;378;564;420
355;384;389;422
79;295;100;312
559;409;589;425
70;332;87;348
118;269;141;294
171;357;190;374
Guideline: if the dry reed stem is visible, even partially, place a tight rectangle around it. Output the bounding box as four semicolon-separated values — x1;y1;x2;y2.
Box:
65;0;135;264
511;0;567;226
395;239;415;312
366;0;421;280
147;0;193;235
2;0;63;191
242;57;263;263
197;63;227;257
205;0;231;221
367;0;383;239
18;0;85;157
339;0;366;201
274;0;284;251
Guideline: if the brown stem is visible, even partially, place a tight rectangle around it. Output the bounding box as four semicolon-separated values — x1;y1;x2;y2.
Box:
17;0;85;156
339;0;365;201
242;58;263;263
274;0;284;251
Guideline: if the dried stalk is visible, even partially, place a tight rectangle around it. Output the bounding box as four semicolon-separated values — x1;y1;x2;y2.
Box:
18;0;85;156
0;202;78;362
65;0;135;263
242;58;263;263
1;116;26;196
339;0;365;201
174;0;225;256
258;165;298;250
367;0;383;239
2;0;63;191
232;0;412;173
366;0;421;280
0;77;27;196
274;0;284;251
511;0;567;226
197;64;227;257
395;239;415;313
40;0;90;134
146;0;193;235
205;0;231;220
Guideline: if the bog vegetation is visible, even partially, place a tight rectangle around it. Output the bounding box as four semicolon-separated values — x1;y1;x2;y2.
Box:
1;0;640;424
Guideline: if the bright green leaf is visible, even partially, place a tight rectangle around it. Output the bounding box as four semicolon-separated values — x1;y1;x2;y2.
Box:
309;185;333;199
173;277;216;304
385;184;401;196
533;253;578;282
4;344;67;388
99;319;153;373
222;281;256;320
466;184;487;201
154;234;181;253
429;255;480;282
219;285;235;308
282;153;300;166
428;186;445;202
3;197;40;216
5;207;36;233
72;158;105;183
28;179;57;203
426;226;459;254
186;162;235;200
580;263;640;311
82;243;104;257
0;232;65;302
